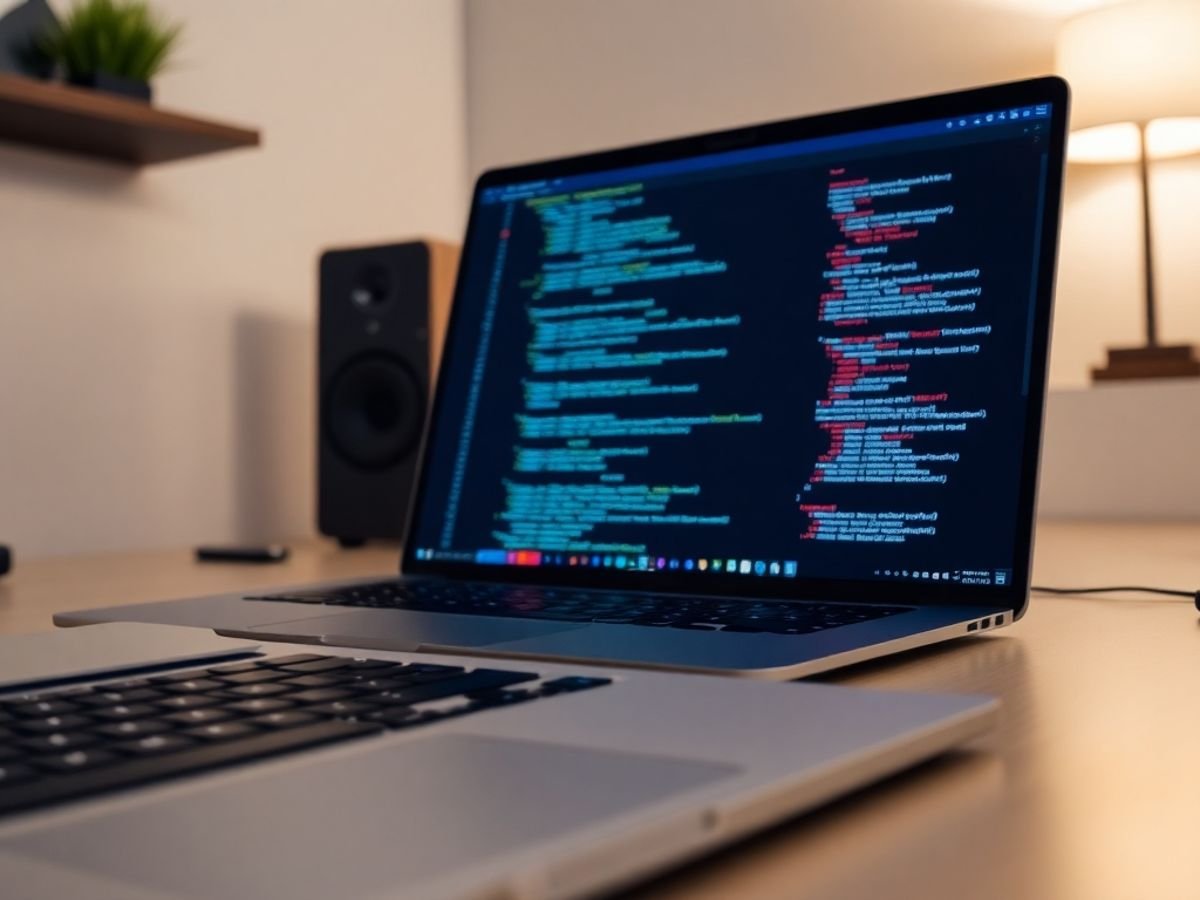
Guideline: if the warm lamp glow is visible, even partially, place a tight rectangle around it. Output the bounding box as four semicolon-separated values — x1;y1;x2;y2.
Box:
1069;118;1200;164
1057;0;1200;132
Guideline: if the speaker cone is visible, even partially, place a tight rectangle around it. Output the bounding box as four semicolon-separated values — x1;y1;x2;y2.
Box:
324;354;424;469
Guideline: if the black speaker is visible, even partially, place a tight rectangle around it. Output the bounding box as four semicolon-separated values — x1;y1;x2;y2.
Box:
317;240;458;546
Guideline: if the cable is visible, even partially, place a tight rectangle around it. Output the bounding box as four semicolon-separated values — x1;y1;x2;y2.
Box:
1032;584;1198;602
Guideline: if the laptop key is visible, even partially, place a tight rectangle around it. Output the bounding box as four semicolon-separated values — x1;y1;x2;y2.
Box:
249;710;320;729
156;694;222;710
36;749;119;772
227;698;295;715
90;704;159;721
21;732;101;754
287;688;356;704
9;700;79;718
12;714;94;734
76;688;165;706
95;720;174;739
182;722;260;742
221;683;295;698
539;676;612;695
115;734;198;756
165;708;235;726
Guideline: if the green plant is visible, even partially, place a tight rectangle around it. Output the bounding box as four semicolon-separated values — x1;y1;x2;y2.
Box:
40;0;181;83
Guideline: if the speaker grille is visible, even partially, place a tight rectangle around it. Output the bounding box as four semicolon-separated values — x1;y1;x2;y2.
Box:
323;353;425;470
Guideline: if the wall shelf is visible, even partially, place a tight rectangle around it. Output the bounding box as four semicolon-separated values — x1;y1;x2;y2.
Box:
0;73;260;166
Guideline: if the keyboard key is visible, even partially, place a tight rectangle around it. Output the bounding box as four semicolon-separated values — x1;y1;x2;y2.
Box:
305;700;378;719
227;698;294;715
90;704;159;721
115;734;198;756
156;695;222;711
165;708;235;726
222;683;295;698
365;707;429;729
160;679;224;694
287;688;356;705
76;688;165;706
281;674;343;689
183;722;259;742
95;720;174;739
10;700;78;718
249;711;320;729
21;731;102;753
539;676;612;695
13;714;94;735
37;749;119;772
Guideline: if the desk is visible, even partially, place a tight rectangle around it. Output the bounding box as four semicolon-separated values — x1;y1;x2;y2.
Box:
2;521;1198;900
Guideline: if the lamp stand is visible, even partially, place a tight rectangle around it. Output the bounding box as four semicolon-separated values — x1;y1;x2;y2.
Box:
1092;122;1200;381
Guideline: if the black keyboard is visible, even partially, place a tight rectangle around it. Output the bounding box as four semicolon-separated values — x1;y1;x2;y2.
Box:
246;581;911;635
0;654;608;817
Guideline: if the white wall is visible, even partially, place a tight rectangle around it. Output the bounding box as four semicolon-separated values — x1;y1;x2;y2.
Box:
464;0;1200;390
0;0;467;558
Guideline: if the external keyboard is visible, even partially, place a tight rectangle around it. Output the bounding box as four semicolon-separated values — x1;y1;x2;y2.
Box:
246;580;911;635
0;654;609;817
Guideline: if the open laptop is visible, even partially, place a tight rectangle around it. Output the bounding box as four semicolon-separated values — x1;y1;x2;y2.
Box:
60;77;1068;679
0;623;996;899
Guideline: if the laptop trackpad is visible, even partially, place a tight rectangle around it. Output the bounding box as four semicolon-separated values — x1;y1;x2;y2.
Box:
243;608;588;650
7;734;736;900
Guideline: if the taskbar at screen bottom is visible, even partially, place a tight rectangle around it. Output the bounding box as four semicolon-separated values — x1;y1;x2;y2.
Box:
411;548;1010;588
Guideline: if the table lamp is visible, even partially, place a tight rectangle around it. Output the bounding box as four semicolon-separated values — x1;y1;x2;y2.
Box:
1057;0;1200;380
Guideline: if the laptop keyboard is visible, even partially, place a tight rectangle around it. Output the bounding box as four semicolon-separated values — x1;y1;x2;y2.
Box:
0;654;609;817
246;580;911;635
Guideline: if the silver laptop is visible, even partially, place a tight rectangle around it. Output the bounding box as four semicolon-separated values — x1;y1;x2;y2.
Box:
60;77;1068;679
0;623;995;899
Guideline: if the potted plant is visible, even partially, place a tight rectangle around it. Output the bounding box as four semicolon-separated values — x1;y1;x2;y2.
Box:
39;0;180;102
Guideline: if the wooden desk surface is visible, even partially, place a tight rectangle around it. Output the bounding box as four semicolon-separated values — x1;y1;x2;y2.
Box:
2;520;1198;900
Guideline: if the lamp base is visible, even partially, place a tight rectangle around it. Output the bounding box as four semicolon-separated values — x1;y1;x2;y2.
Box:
1092;344;1200;381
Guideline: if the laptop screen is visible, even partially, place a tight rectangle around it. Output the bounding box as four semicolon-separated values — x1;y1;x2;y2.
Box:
405;81;1064;601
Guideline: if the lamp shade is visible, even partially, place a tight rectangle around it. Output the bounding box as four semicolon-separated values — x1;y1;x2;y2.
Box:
1058;0;1200;162
1057;0;1200;129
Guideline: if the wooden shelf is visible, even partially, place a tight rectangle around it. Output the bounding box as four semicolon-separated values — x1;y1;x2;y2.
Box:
0;72;259;166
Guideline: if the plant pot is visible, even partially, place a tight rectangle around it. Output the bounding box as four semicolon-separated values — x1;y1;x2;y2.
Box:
68;70;151;102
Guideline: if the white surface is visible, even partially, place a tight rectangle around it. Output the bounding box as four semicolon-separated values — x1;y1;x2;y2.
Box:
0;0;468;557
0;622;257;689
1038;379;1200;518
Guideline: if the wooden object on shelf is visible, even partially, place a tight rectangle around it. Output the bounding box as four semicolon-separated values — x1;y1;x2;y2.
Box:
1092;344;1200;381
0;72;259;165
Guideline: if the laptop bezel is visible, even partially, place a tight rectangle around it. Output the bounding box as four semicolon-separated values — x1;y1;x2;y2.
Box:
398;76;1069;619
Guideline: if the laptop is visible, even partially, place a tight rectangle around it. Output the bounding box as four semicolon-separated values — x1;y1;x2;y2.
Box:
0;623;996;898
59;77;1068;679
